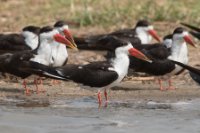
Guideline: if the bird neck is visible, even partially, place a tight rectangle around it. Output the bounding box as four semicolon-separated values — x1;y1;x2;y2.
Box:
111;50;129;78
136;28;152;44
169;40;188;64
25;35;39;50
50;42;68;67
36;39;52;55
163;39;172;49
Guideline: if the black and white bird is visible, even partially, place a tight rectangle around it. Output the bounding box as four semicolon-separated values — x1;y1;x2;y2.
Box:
50;20;77;67
74;20;161;50
0;26;74;95
0;26;40;52
128;27;196;90
20;37;151;106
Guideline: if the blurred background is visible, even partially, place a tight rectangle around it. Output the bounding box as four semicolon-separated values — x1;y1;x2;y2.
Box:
1;0;200;34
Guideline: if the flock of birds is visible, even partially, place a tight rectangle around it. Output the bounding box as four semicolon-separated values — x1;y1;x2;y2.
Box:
0;20;200;107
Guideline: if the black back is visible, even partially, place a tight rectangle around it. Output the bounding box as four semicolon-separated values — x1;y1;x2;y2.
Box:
0;51;34;79
129;57;175;75
0;34;30;51
128;42;173;75
19;60;119;88
22;25;40;35
74;20;145;50
0;25;40;52
55;61;118;87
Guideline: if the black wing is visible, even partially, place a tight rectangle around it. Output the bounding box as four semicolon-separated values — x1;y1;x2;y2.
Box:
56;61;118;87
0;51;34;78
0;33;31;51
75;28;141;50
134;43;170;60
129;57;175;75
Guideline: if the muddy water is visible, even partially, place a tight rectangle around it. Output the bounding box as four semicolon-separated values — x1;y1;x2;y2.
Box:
0;97;200;133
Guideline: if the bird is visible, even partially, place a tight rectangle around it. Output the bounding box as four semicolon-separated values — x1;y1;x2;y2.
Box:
29;25;78;93
18;36;152;107
0;26;40;52
74;20;161;50
128;27;196;90
51;20;77;67
171;60;200;85
0;26;75;95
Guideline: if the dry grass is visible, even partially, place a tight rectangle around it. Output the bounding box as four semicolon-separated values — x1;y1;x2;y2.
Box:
0;0;200;32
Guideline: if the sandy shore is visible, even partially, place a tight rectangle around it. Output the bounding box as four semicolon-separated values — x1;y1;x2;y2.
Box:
0;71;199;107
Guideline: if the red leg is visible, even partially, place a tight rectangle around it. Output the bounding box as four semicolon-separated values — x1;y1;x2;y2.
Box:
23;79;31;96
34;77;46;94
104;89;108;101
34;77;39;94
167;79;175;90
104;89;108;102
97;90;102;107
104;89;108;107
158;79;165;91
51;79;61;85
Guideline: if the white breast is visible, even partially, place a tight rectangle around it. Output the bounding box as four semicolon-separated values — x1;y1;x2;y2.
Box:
31;40;53;66
138;32;152;44
136;27;152;44
51;44;68;67
106;44;132;87
167;41;188;75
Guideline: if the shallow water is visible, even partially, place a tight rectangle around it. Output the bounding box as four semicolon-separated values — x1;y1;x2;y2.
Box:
0;97;200;133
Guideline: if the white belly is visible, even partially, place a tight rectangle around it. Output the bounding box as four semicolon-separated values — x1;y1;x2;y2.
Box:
51;45;68;67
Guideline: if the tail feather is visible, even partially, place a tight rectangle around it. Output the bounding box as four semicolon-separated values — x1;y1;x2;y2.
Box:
22;61;67;80
171;60;200;75
171;60;200;84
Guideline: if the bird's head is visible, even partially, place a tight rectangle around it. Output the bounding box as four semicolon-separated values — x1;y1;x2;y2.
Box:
135;20;161;43
172;27;196;47
54;20;77;50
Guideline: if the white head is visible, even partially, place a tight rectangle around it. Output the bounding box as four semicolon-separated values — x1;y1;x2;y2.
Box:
135;20;161;44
